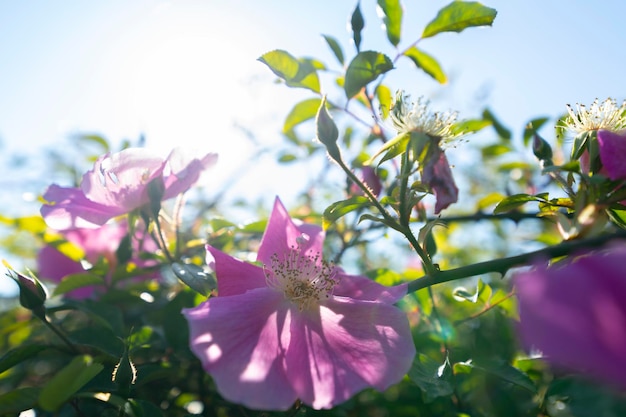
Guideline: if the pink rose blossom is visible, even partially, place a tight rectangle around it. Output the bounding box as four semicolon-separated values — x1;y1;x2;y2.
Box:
515;247;626;390
183;197;415;410
422;148;458;214
41;147;217;230
37;222;158;298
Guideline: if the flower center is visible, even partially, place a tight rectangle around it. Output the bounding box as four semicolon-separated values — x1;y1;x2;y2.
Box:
264;235;338;311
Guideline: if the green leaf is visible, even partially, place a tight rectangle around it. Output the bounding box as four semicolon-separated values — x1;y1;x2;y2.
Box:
408;354;454;402
365;132;410;165
171;262;215;297
493;193;543;214
322;34;344;65
69;326;125;357
0;387;40;414
483;108;511;140
422;1;497;39
351;3;365;51
471;358;537;393
344;51;393;99
283;98;322;133
377;0;403;46
523;116;549;146
376;84;393;119
53;273;104;296
481;143;512;158
38;355;104;412
258;50;320;92
404;47;447;84
0;344;47;374
451;118;492;136
323;196;370;229
71;133;110;153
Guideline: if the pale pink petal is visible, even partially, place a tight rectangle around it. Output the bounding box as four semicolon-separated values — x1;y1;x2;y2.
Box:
183;289;298;410
597;129;626;180
65;223;127;265
515;248;626;390
257;197;325;265
80;148;165;210
333;272;408;304
41;184;123;229
206;245;267;297
37;246;94;299
285;297;415;409
163;150;218;198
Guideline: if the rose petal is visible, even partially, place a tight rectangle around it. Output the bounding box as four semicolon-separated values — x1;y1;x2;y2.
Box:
257;197;325;265
41;184;123;229
333;272;408;304
285;297;415;409
183;288;298;410
163;149;218;198
206;245;267;297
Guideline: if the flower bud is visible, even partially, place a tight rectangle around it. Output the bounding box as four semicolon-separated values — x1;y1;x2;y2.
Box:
4;261;47;317
315;96;341;161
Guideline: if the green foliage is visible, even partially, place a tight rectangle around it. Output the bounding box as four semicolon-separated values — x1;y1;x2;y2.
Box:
422;1;497;39
403;47;447;83
377;0;403;46
344;51;393;99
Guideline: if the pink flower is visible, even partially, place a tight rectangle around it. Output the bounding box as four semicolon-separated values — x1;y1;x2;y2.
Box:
37;222;158;298
422;148;458;214
183;197;415;410
41;147;217;230
597;130;626;181
514;247;626;390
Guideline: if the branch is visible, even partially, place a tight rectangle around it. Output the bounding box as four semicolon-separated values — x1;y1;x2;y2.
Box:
407;230;626;293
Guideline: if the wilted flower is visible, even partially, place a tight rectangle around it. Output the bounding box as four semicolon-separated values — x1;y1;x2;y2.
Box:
389;91;461;144
596;129;626;181
422;148;459;214
183;197;415;410
37;222;158;298
514;247;626;390
41;147;217;230
563;98;626;136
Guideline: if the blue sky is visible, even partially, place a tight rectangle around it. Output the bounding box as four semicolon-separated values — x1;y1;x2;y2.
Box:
0;0;625;294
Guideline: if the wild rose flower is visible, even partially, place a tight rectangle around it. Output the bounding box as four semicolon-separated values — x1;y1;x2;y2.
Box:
41;147;217;230
37;222;158;298
514;247;626;390
183;197;415;410
563;98;626;136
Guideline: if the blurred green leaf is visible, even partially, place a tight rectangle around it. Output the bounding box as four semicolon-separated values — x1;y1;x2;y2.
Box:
0;344;47;374
322;34;344;64
365;132;410;166
404;47;447;84
323;196;371;229
53;273;104;296
523;116;549;146
283;98;322;133
493;193;543;214
69;326;124;357
0;387;40;414
39;355;104;412
481;144;512;158
409;354;454;402
351;3;365;51
376;84;393;119
258;50;320;92
452;118;492;136
472;358;537;393
422;1;497;39
483;108;512;140
377;0;403;46
172;262;215;297
344;51;393;99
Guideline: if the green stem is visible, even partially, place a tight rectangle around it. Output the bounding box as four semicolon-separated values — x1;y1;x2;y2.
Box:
426;211;551;224
407;230;626;293
38;313;80;354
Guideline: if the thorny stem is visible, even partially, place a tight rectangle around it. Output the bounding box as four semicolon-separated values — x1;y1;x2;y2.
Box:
406;230;626;293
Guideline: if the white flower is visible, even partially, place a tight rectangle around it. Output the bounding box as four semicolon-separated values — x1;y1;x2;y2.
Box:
389;91;461;144
563;98;626;135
